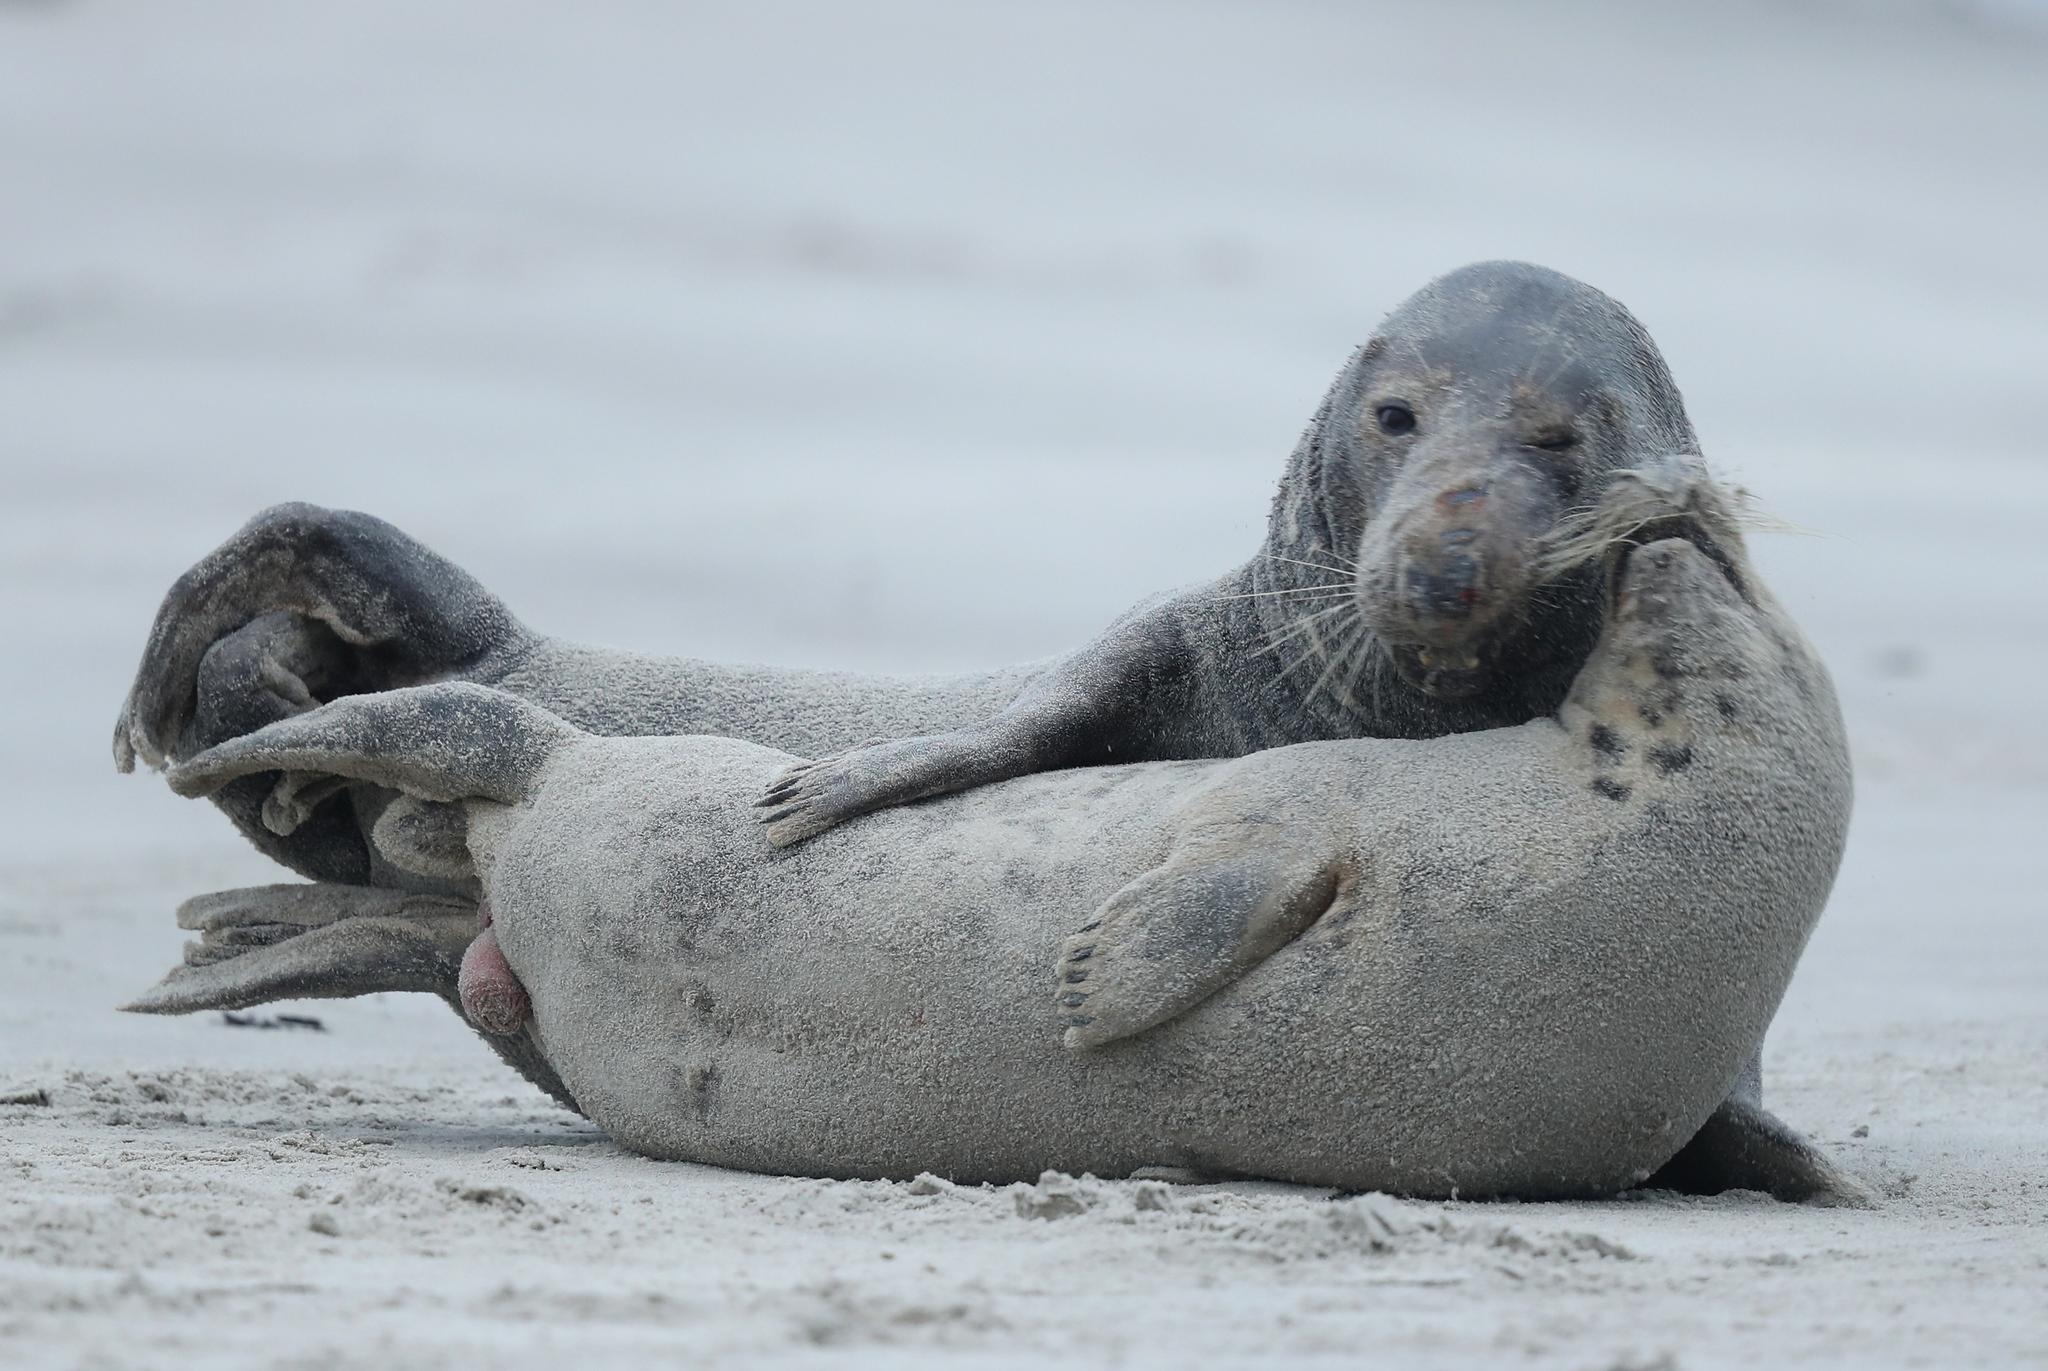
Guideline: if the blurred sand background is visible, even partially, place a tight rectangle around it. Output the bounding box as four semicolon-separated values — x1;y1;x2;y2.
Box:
1;2;2044;1367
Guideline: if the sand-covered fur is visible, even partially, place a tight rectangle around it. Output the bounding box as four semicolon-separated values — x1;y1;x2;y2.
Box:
145;466;1855;1198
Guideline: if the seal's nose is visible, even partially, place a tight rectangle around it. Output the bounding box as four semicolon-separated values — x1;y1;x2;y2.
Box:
1405;544;1483;620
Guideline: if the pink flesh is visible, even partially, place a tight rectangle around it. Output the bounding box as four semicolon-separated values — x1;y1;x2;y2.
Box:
458;927;531;1036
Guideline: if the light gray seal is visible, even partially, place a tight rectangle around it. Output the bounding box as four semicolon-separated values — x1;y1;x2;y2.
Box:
133;467;1862;1200
106;263;1843;1198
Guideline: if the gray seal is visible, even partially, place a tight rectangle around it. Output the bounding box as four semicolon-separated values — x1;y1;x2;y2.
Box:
135;468;1859;1200
106;263;1832;1197
114;260;1692;866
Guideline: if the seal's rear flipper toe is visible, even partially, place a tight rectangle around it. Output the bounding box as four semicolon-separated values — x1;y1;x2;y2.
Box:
1646;1098;1875;1207
175;883;472;933
1059;845;1341;1051
125;883;476;1016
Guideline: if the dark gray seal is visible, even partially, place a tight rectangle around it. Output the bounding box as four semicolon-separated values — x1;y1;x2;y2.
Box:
136;467;1859;1199
108;262;1838;1198
115;261;1687;865
754;261;1700;847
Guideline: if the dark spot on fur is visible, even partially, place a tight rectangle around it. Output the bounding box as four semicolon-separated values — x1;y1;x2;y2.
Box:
1650;743;1693;773
1651;651;1686;680
688;985;716;1017
685;1063;720;1122
1715;693;1741;721
1589;724;1626;761
1638;702;1664;727
1591;777;1632;802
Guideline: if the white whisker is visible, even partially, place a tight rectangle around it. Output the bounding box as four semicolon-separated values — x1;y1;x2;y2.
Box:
1212;583;1353;603
1260;551;1361;579
1259;600;1354;654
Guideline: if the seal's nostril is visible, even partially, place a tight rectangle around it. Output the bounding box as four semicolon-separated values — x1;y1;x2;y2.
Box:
1407;555;1482;619
1438;488;1486;511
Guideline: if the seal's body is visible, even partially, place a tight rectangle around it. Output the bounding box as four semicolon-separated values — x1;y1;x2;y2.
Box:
141;474;1858;1199
110;265;1838;1196
114;260;1691;869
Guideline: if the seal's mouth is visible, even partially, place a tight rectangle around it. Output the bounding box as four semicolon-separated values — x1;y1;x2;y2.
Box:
1386;511;1745;699
1387;641;1491;699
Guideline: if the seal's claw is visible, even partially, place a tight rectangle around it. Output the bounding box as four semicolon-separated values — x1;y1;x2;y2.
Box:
1055;925;1125;1051
754;753;881;847
754;734;982;848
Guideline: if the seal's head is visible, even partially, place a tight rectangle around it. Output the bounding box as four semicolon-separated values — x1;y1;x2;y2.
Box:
1260;262;1700;716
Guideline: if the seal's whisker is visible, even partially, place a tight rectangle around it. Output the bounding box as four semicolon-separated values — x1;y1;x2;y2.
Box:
1353;632;1392;717
1305;618;1369;712
1212;583;1352;603
1272;606;1359;684
1260;552;1361;579
1327;620;1378;715
1258;600;1353;655
1299;545;1361;571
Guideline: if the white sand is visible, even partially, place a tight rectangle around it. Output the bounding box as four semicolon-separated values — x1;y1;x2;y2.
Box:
2;1;2044;1365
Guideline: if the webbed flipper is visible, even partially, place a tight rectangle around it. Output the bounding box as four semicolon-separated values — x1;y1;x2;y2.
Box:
124;882;582;1113
167;681;576;816
123;883;476;1015
1647;1097;1873;1206
1058;841;1343;1051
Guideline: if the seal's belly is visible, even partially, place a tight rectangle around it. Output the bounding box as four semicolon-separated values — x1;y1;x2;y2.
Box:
481;738;1756;1195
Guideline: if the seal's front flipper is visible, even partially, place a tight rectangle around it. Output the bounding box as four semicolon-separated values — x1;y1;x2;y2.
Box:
124;883;476;1014
1646;1098;1874;1206
756;729;1030;847
1059;845;1343;1051
757;621;1174;847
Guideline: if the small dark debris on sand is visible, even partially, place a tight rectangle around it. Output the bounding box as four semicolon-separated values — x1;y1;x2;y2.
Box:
220;1011;326;1032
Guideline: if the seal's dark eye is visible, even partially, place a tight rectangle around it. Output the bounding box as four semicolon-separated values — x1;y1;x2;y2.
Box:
1529;431;1577;452
1376;403;1416;436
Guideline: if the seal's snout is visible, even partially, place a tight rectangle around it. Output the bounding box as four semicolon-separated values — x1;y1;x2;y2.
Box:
1405;542;1484;621
1358;455;1564;698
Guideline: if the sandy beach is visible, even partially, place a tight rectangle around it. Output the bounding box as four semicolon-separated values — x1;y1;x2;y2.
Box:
3;1;2045;1365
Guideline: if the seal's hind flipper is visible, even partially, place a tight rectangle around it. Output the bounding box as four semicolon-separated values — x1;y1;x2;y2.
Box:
167;682;576;812
1059;845;1343;1051
124;883;476;1015
1645;1098;1874;1207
